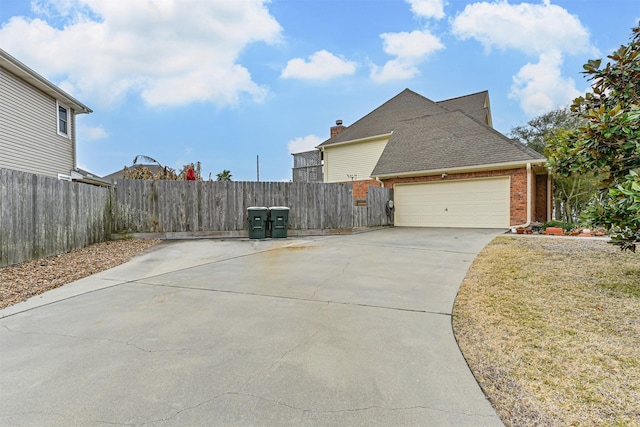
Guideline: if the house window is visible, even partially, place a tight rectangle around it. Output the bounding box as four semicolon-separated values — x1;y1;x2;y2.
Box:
57;102;70;137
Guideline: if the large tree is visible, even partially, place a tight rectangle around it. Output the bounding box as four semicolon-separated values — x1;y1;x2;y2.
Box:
546;24;640;251
510;107;584;155
510;109;597;223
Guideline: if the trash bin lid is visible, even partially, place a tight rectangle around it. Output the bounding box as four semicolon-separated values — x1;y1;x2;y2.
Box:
268;206;290;210
247;206;268;210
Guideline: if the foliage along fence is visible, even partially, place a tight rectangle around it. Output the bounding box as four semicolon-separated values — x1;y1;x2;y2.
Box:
1;170;394;266
0;168;111;267
111;180;393;236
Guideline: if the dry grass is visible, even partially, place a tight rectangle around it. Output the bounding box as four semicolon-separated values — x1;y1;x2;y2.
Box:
453;236;640;427
0;239;161;310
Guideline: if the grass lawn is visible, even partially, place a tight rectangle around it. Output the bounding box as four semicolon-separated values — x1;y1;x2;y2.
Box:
453;236;640;426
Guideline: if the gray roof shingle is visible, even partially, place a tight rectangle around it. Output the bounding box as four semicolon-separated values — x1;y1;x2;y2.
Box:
318;89;447;146
319;88;492;148
371;110;545;177
437;91;491;125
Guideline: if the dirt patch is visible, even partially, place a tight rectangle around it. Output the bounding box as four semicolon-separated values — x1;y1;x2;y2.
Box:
453;236;640;426
0;239;161;310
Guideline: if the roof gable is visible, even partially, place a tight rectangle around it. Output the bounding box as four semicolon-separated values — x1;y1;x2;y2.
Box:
319;89;447;146
436;91;492;126
371;110;545;177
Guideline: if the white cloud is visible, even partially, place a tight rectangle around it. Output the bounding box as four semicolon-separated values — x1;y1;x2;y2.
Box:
370;59;420;83
371;30;443;83
288;135;323;154
78;124;108;140
451;0;596;116
451;1;595;56
281;50;357;80
0;0;282;107
380;30;444;59
406;0;445;20
510;52;581;116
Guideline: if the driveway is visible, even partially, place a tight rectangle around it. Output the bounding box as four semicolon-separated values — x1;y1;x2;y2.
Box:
1;228;504;426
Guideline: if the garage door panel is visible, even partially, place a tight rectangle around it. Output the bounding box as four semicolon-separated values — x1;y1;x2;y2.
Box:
395;178;510;228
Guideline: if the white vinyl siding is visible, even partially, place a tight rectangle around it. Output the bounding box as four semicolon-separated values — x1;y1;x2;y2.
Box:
324;136;389;183
394;177;510;228
0;67;74;178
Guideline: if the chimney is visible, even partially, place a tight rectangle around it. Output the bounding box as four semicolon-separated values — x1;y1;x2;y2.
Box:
330;119;346;138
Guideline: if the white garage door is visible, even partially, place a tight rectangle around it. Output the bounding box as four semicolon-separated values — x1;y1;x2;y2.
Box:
394;178;510;228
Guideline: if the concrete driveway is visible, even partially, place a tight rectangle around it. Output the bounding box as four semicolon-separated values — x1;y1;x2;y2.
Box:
1;228;504;426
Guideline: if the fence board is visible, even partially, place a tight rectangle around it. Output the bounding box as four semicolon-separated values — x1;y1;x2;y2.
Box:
111;180;379;234
1;169;394;267
366;186;394;226
1;169;110;267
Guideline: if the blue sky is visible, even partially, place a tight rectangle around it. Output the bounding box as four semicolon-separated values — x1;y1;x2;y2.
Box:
1;0;638;181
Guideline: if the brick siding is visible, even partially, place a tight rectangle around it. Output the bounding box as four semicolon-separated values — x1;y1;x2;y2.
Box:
338;179;383;200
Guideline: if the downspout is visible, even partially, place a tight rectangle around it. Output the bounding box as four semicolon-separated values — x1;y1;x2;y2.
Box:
513;163;532;228
547;173;553;222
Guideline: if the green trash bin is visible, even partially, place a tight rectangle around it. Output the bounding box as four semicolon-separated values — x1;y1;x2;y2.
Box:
269;206;290;238
247;207;269;239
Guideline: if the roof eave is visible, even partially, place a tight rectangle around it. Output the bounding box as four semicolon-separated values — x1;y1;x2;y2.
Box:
318;132;393;150
373;159;547;180
0;49;93;114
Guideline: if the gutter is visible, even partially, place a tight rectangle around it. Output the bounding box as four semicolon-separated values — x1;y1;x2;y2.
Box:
374;158;546;180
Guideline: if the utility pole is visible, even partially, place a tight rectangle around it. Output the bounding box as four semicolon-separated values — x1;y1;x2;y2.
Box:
256;155;260;182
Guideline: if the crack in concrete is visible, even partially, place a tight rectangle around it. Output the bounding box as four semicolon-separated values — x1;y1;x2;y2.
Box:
239;322;326;391
310;257;351;300
136;282;448;316
138;390;498;425
233;392;500;419
339;241;479;255
1;325;210;354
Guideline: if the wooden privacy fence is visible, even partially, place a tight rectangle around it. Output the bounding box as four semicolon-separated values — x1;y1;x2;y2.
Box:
112;180;393;235
1;168;393;267
0;168;111;267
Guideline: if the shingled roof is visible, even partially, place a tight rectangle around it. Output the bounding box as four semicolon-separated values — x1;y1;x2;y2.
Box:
371;110;545;177
319;88;494;147
318;89;447;146
437;91;492;126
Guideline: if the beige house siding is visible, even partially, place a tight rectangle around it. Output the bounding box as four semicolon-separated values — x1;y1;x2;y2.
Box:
0;66;75;178
323;136;389;183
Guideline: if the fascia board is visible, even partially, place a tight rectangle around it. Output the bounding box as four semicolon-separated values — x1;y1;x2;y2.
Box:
317;132;393;150
0;50;92;114
374;159;547;179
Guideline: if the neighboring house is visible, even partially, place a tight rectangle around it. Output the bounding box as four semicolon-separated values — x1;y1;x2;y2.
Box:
0;48;93;180
292;150;323;182
102;165;164;183
317;88;550;228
